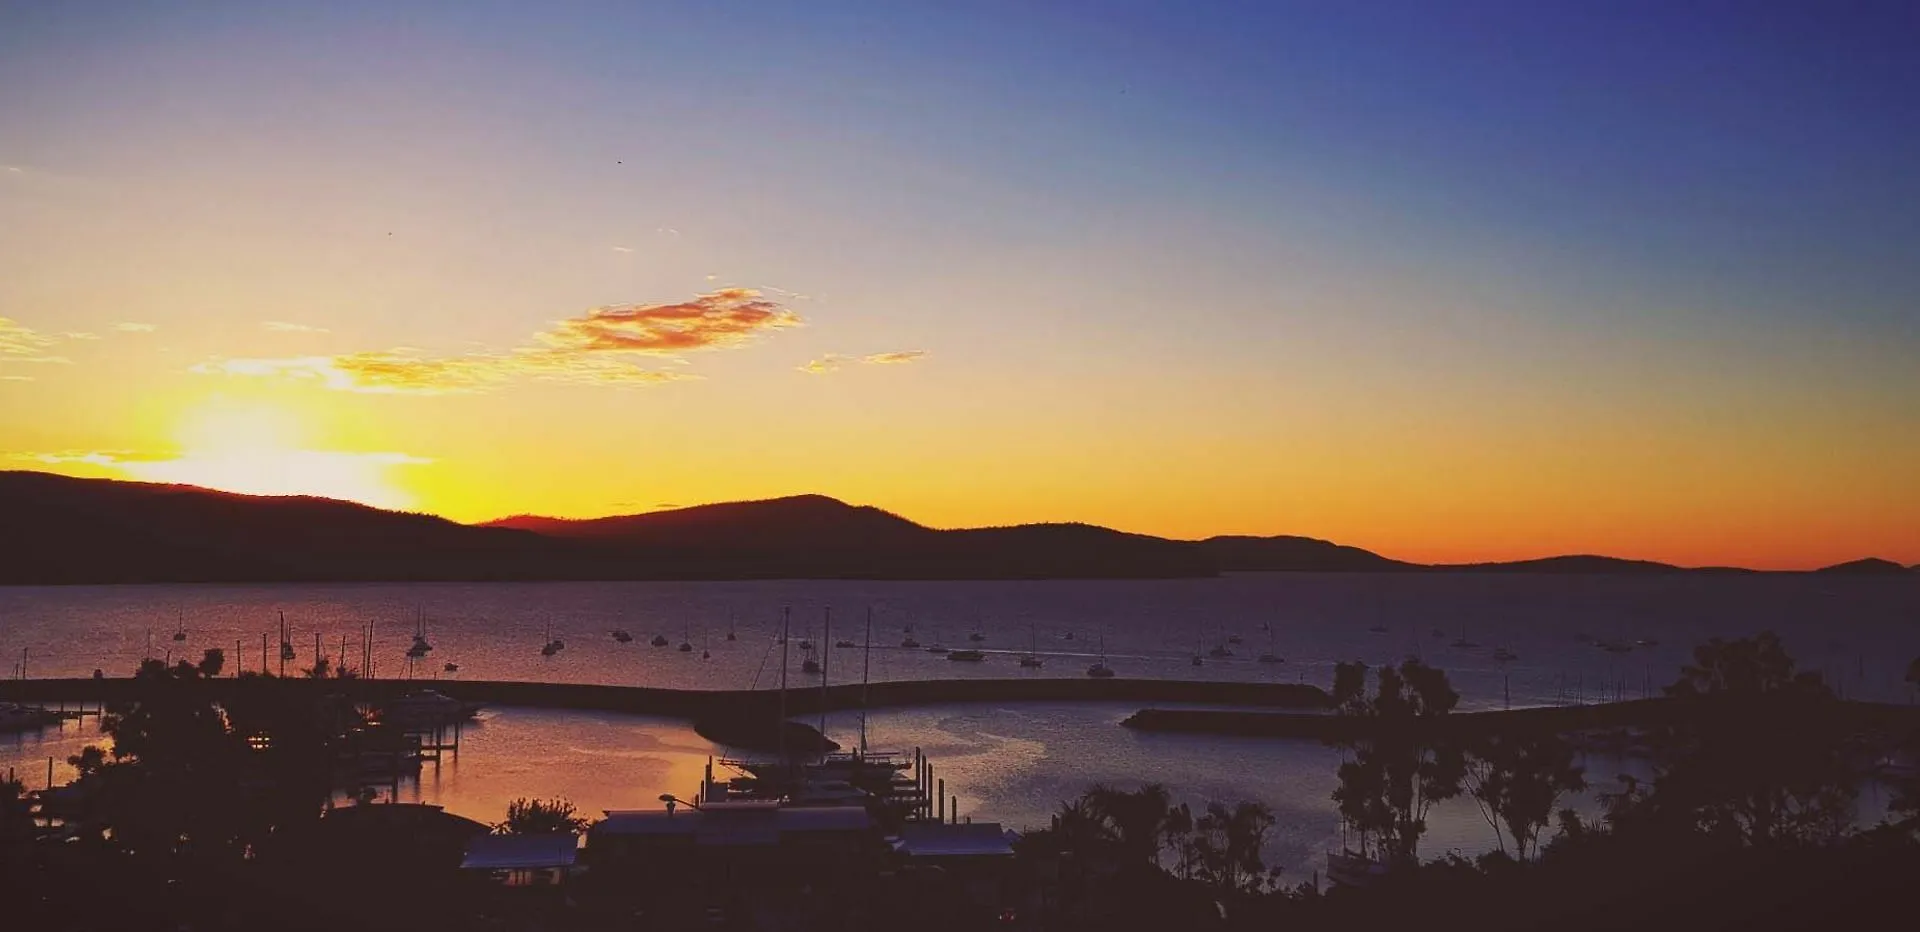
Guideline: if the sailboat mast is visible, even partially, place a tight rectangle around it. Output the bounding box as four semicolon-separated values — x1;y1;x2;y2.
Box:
778;607;790;763
817;606;830;750
861;607;873;756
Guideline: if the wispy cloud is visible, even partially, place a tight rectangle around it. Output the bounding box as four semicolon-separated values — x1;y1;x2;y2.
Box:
0;317;69;364
798;354;846;375
1;374;34;382
10;450;149;466
611;245;634;253
60;331;101;341
113;322;157;333
799;349;928;374
197;289;793;394
263;321;330;334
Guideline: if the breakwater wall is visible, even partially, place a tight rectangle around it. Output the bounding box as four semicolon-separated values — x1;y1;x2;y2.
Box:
1122;696;1920;741
0;676;1330;719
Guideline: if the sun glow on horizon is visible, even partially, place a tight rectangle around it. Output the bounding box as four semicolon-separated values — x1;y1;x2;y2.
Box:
117;399;426;510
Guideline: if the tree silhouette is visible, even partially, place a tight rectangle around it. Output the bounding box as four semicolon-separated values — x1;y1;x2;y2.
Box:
1084;783;1176;867
1192;800;1280;894
1329;659;1465;865
1464;732;1586;860
496;797;587;834
1615;632;1857;846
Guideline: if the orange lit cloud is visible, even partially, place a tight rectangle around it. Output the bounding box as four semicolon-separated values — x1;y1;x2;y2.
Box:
539;289;800;354
113;322;157;333
263;321;330;334
862;350;927;365
196;290;792;394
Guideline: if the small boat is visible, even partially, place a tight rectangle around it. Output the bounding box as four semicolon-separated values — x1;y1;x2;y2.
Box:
1258;626;1283;663
801;656;821;674
1208;644;1233;659
443;662;460;673
1450;628;1477;649
1086;632;1114;678
1326;850;1392;888
798;639;814;651
1492;647;1518;663
1062;630;1075;641
1018;624;1044;668
677;625;693;653
1191;654;1204;666
1226;633;1243;644
926;645;950;655
1597;640;1632;654
947;649;985;662
725;614;737;641
835;638;857;649
1635;638;1659;648
1368;625;1390;634
968;632;986;643
651;634;670;647
612;629;634;643
901;635;922;649
541;621;563;657
1431;628;1447;639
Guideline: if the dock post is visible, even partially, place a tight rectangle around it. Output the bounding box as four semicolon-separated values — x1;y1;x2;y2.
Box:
937;779;945;823
951;796;958;825
47;756;54;789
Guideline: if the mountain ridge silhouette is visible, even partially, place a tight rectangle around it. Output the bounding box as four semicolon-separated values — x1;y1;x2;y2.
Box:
3;472;1909;584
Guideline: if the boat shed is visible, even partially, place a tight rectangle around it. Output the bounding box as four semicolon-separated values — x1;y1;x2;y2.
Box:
461;833;581;887
586;802;879;891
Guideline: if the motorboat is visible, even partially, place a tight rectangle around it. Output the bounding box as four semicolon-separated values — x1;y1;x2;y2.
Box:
946;649;985;662
0;702;60;733
651;634;670;647
612;629;634;643
378;690;481;726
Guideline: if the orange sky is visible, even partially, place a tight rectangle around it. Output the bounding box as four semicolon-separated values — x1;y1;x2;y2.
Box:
3;5;1917;571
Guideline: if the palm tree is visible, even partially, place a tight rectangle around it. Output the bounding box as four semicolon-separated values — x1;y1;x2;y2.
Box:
1085;783;1174;866
1194;800;1278;894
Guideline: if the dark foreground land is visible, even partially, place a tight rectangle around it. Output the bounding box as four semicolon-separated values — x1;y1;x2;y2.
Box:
5;633;1919;931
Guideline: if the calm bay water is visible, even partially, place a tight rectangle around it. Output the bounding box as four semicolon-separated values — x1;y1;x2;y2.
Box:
5;573;1915;878
3;573;1916;705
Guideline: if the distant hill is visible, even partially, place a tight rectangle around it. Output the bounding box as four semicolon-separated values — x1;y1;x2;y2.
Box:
486;494;929;553
1197;535;1409;572
1432;554;1688;574
1813;557;1913;575
4;472;1910;583
0;470;567;584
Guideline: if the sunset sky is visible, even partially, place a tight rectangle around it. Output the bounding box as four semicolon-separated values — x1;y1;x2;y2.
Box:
3;2;1916;568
